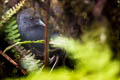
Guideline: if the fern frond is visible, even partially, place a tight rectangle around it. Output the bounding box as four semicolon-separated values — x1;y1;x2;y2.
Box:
4;17;43;72
14;45;43;72
4;17;21;43
20;51;43;72
0;0;26;27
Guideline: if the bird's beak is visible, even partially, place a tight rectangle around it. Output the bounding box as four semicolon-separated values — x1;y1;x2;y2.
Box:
39;19;45;26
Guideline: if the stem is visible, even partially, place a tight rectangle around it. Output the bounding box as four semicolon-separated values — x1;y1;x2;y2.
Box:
3;40;44;54
93;0;107;18
44;0;50;67
0;50;27;75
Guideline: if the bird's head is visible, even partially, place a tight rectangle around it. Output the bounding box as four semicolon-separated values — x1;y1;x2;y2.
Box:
17;8;45;30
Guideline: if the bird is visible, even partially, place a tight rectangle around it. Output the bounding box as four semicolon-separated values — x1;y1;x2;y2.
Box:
17;8;75;68
17;8;62;65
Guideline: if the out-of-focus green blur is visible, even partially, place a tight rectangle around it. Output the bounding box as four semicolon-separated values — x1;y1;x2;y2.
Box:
5;34;120;80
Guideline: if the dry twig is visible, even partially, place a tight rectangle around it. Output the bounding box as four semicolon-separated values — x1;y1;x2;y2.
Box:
0;50;27;75
44;0;50;67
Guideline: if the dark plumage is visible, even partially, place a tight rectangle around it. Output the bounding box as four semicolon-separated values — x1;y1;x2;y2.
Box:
17;8;75;68
17;8;58;59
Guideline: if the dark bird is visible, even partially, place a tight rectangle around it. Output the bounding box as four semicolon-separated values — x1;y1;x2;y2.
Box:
17;8;45;59
17;8;62;65
17;8;75;68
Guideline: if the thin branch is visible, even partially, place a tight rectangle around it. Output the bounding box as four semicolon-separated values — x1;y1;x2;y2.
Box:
50;56;59;73
93;0;107;18
3;40;44;54
44;0;50;67
0;50;27;75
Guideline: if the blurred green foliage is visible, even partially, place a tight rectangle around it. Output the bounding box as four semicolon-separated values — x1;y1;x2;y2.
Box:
5;33;120;80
